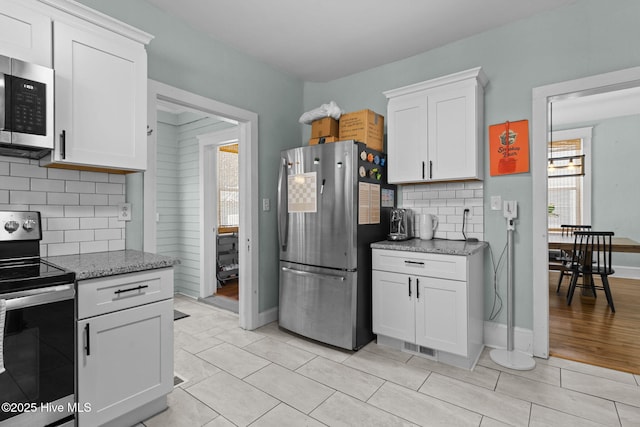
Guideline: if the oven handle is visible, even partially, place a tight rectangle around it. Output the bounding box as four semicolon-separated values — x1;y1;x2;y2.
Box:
2;284;75;310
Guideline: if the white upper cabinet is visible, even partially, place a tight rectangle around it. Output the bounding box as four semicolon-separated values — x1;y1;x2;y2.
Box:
384;67;487;183
0;0;51;66
50;20;148;171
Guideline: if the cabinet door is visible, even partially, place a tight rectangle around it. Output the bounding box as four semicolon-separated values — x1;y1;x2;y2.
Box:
77;299;173;426
387;91;428;183
53;20;147;171
414;276;467;356
427;83;479;180
0;0;51;66
372;270;415;342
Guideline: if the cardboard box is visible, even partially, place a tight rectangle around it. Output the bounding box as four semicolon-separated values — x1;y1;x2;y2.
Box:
338;109;384;152
309;136;340;145
311;117;339;138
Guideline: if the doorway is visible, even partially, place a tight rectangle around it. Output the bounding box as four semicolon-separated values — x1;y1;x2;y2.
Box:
532;66;640;364
146;79;260;329
199;129;241;313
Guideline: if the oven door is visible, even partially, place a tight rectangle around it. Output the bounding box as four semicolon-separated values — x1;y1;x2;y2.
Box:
0;284;75;426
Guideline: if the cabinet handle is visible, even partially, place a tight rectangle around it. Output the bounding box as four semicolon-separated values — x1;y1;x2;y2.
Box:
114;284;149;295
429;161;433;179
408;277;412;297
60;130;66;159
422;161;425;179
404;260;425;266
416;278;420;300
85;323;91;356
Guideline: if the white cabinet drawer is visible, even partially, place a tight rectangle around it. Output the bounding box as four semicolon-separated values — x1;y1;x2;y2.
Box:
77;268;173;319
372;249;466;281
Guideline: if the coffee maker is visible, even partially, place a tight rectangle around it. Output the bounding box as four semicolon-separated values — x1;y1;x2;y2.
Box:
388;208;412;241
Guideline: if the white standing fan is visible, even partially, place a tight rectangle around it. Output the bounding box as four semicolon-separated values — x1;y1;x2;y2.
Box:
490;201;536;370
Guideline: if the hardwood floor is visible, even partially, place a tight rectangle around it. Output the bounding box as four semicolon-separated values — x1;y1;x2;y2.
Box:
549;271;640;374
216;278;239;300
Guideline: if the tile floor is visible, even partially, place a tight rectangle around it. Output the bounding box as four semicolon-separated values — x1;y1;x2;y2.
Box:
140;295;640;426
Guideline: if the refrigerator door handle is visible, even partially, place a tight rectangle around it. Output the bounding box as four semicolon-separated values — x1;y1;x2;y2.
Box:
281;267;345;282
277;157;289;251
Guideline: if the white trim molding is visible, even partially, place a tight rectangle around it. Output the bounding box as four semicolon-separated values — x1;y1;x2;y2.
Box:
147;79;260;330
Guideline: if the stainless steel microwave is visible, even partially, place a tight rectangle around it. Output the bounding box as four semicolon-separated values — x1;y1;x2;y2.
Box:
0;54;54;159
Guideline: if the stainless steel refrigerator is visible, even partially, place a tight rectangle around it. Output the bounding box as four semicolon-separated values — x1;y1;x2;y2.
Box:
277;140;395;350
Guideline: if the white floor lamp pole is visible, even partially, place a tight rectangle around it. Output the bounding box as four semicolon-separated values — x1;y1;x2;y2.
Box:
490;201;536;370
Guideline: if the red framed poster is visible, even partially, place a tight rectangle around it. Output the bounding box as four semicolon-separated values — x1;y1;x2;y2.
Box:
489;120;529;176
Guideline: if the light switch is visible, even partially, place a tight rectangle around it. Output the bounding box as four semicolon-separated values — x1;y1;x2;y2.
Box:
262;198;270;211
491;196;502;211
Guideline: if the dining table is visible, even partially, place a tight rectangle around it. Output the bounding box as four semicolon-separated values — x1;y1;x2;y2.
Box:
548;234;640;297
548;235;640;253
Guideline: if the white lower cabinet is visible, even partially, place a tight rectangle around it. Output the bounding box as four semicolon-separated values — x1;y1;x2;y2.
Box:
372;248;483;369
76;268;174;426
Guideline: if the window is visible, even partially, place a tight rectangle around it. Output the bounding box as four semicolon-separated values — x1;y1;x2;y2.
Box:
548;138;585;230
217;143;239;228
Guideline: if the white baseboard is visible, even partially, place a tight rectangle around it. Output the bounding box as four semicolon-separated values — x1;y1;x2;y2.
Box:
484;321;534;355
257;306;278;327
612;265;640;280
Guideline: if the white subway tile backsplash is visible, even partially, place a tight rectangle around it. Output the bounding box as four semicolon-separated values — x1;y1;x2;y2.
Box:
80;194;108;206
109;239;125;251
109;175;126;184
80;171;109;183
81;240;109;253
47;168;80;180
108;194;125;205
48;242;79;256
41;231;64;244
64;206;95;218
401;181;485;241
65;229;95;242
96;182;124;195
0;176;30;191
47;192;80;205
80;217;109;229
95;228;121;241
48;217;79;230
31;178;65;192
10;163;47;178
30;205;64;217
66;181;96;193
11;191;47;205
0;159;128;256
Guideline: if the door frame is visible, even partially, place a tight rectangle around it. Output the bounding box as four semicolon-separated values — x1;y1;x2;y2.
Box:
531;66;640;358
198;128;239;298
146;79;259;329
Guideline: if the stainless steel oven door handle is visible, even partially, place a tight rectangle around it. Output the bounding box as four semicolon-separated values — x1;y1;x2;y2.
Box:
281;267;345;281
2;284;75;310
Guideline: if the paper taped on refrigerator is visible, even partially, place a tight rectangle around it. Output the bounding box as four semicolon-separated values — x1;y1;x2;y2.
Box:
288;172;317;213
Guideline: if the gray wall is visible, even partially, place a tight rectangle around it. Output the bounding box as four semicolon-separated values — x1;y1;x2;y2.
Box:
302;0;640;328
79;0;640;327
591;115;640;268
78;0;304;311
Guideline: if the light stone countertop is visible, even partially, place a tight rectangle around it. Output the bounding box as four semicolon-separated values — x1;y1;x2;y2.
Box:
371;238;487;256
45;249;180;280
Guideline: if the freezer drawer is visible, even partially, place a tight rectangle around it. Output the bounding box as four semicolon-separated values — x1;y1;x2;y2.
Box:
279;262;357;350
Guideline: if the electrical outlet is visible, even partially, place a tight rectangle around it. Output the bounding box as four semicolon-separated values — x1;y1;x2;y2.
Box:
463;206;472;220
118;203;132;221
262;198;270;211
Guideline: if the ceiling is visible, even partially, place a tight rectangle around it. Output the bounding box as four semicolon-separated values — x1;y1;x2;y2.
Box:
145;0;576;82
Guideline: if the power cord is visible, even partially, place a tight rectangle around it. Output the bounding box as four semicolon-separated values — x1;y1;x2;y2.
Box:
488;235;508;321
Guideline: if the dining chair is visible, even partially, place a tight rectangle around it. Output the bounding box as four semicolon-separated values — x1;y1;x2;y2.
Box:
550;224;592;294
566;231;616;312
